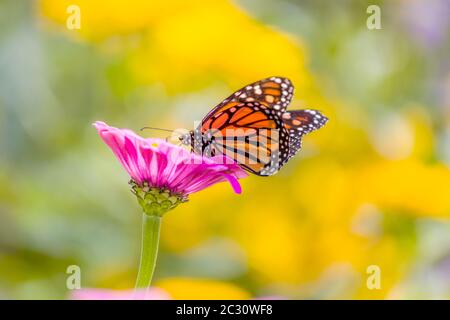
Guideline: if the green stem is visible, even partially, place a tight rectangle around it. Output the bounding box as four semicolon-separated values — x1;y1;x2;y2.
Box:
135;214;161;289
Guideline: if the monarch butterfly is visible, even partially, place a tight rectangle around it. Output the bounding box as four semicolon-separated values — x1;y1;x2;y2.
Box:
179;76;328;176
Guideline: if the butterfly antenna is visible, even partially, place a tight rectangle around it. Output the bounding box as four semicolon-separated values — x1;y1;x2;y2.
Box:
140;126;174;133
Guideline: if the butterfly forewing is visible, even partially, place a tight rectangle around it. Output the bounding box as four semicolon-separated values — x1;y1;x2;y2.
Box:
201;77;293;124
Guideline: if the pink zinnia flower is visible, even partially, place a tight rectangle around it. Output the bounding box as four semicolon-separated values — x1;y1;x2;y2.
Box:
93;121;247;289
94;121;247;214
71;288;171;300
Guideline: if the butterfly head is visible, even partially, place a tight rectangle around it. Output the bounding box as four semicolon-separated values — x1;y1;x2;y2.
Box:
178;130;194;147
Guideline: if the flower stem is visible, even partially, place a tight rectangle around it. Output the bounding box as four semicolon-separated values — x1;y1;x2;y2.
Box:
135;213;161;289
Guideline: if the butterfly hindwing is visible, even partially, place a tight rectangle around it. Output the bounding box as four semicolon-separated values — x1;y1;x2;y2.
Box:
281;109;328;160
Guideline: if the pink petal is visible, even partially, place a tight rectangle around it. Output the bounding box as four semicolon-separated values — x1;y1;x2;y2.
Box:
71;288;171;300
224;174;242;194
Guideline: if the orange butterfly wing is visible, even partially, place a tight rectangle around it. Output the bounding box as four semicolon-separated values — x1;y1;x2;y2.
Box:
195;77;327;176
199;100;288;176
201;76;294;124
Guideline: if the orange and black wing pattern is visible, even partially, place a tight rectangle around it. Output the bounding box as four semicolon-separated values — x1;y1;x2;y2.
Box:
194;77;327;176
281;109;328;161
199;101;287;176
201;76;294;123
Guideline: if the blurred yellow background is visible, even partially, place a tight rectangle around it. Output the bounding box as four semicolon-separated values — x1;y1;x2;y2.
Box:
0;0;449;299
